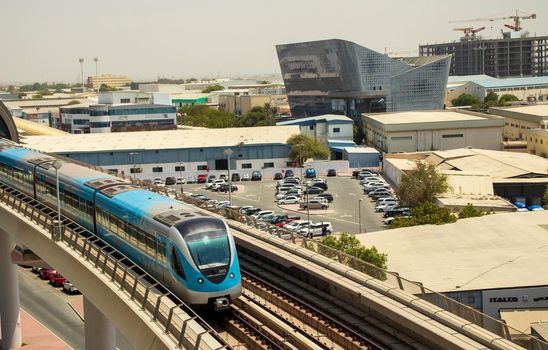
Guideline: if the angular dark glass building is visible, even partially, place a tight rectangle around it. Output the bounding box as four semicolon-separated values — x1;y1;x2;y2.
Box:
276;39;451;120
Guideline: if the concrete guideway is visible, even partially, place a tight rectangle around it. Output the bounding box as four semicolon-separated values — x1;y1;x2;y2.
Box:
0;183;229;350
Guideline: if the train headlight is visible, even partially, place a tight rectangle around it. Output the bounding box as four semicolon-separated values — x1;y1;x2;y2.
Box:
197;278;204;284
229;272;235;279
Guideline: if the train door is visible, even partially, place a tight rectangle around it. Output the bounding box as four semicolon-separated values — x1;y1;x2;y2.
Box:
156;233;169;285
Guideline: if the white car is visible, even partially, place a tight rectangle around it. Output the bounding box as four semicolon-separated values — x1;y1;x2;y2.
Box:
153;177;163;185
278;195;301;205
242;174;251;181
210;179;226;191
298;222;333;237
375;202;398;212
276;189;301;200
384;215;410;226
284;220;312;232
252;210;275;220
360;177;382;184
176;177;186;184
215;201;230;209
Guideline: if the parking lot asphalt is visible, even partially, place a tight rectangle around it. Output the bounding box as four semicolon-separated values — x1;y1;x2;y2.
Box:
170;176;386;234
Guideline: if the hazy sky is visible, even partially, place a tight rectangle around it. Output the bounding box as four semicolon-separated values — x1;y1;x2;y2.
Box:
1;0;547;84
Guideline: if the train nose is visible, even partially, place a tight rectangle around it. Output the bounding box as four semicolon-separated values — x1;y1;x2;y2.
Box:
214;297;230;310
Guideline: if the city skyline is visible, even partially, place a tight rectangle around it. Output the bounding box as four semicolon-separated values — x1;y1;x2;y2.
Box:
1;0;547;84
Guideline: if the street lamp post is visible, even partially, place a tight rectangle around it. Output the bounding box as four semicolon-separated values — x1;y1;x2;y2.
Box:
358;199;363;234
129;152;138;182
178;161;184;193
305;166;310;238
224;148;234;206
296;143;304;182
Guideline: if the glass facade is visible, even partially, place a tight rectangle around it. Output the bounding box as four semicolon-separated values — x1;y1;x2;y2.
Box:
276;39;451;120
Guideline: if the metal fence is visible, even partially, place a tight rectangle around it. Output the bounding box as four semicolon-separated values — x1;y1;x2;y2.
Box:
0;183;230;350
175;192;548;350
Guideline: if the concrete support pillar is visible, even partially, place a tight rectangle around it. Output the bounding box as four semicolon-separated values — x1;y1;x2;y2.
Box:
83;297;115;350
0;233;22;350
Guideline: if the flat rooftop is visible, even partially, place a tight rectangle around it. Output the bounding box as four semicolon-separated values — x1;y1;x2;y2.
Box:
357;211;548;292
490;105;548;118
22;125;300;153
364;111;488;124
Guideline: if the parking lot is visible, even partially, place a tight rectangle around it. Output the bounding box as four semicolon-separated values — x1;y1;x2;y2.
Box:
168;175;386;234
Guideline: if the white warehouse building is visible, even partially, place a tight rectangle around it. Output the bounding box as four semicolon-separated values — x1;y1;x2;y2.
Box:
362;110;505;153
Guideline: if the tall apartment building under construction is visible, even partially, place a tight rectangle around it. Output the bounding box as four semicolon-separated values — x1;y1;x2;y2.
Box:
419;35;548;78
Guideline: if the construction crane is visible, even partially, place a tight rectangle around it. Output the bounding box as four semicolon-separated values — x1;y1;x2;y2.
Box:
453;27;485;37
449;10;537;32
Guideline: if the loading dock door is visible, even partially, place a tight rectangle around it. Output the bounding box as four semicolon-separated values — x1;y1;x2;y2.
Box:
215;159;228;170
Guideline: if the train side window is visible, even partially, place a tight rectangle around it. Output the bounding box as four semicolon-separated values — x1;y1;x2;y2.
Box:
157;239;166;263
171;247;186;280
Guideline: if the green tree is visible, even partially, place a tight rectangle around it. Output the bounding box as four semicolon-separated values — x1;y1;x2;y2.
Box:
235;106;275;127
452;93;480;107
543;185;548;207
67;100;81;105
483;91;499;108
263;102;277;117
7;85;16;94
396;161;450;207
353;124;365;145
319;233;387;270
390;202;457;228
287;134;329;165
178;105;235;128
458;204;485;219
201;84;224;93
498;94;520;106
258;80;270;84
99;84;117;92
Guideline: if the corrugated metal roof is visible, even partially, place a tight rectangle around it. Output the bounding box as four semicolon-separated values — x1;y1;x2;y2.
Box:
277;114;353;125
472;76;548;88
22;125;300;153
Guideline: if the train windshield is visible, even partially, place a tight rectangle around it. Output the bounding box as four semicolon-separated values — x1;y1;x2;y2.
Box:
175;218;230;270
185;230;230;269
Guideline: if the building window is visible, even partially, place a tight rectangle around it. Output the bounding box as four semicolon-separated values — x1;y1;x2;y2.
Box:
197;165;207;171
309;125;314;130
391;136;412;140
107;169;118;174
175;165;185;172
130;167;142;174
120;98;130;103
263;162;274;168
241;163;252;169
333;127;340;133
152;167;163;173
286;161;296;167
505;122;509;126
442;134;464;138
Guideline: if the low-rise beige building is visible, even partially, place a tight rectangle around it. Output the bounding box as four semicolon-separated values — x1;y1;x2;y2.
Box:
218;94;287;115
527;128;548;158
488;105;548;141
362;110;504;153
87;74;132;90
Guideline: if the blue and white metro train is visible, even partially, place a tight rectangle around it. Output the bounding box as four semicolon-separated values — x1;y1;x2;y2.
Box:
0;141;241;309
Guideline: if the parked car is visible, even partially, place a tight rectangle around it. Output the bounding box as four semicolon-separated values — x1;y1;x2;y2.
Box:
197;174;208;183
376;197;397;205
252;210;275;220
274;172;283;180
239;205;254;214
49;273;67;287
153;177;163;185
231;173;241;182
187;176;197;184
284;169;294;178
210;179;226;191
375;202;398;212
384;208;411;219
360;176;382;184
275;217;300;227
327;169;337;177
309;181;328;191
298;222;333;237
208;174;216;181
370;189;392;200
278;195;301;205
62;280;80;294
218;183;238;192
358;172;377;180
258;213;276;222
176;177;186;185
314;193;334;202
251;171;262;181
299;199;328;210
215;201;231;209
284;220;312;232
276;190;301;200
219;174;227;180
305;168;316;178
39;268;57;280
31;266;42;274
165;177;176;185
528;205;545;211
242;174;251;181
304;186;324;195
363;183;386;193
245;208;262;216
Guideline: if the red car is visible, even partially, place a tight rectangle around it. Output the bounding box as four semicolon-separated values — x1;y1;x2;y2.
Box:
275;217;300;227
39;268;57;280
197;174;208;183
49;273;67;287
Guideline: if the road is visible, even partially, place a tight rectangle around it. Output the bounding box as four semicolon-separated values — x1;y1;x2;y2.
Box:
172;176;386;234
18;266;133;349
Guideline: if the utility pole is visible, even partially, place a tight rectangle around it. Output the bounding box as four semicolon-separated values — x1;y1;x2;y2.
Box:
93;57;99;77
79;58;85;90
224;148;234;205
